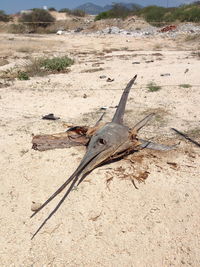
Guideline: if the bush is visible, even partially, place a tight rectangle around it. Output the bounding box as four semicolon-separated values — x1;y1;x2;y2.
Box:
18;71;29;80
19;9;55;30
179;84;192;88
95;4;131;21
48;7;56;11
0;10;11;22
40;56;74;72
147;82;161;92
0;56;74;81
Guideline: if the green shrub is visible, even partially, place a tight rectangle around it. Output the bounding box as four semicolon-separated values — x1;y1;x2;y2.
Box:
179;84;192;88
19;9;55;31
18;71;29;80
147;82;161;92
40;56;74;72
0;56;74;80
0;10;11;22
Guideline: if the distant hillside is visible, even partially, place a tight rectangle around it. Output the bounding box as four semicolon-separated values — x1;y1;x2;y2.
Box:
74;2;142;15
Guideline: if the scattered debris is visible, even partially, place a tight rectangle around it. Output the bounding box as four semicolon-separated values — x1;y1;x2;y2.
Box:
74;27;84;33
167;162;179;170
42;113;60;120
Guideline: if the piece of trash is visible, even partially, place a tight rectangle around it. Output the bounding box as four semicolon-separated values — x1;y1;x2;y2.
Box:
106;78;114;82
42;113;60;120
159;25;177;33
56;30;63;35
160;73;171;77
100;106;108;110
100;75;107;79
31;202;42;212
132;62;140;64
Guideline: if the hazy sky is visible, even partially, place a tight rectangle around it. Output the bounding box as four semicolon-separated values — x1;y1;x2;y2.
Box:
0;0;196;14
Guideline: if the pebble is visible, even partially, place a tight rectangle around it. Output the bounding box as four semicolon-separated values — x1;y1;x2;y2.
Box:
31;202;42;212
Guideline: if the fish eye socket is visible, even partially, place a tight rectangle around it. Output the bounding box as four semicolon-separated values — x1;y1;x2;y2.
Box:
98;138;106;145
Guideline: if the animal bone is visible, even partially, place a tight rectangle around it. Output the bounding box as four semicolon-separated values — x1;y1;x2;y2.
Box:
31;75;176;239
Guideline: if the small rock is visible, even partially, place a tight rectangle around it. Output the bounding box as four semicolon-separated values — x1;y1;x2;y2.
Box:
56;30;63;35
184;68;189;74
106;78;114;82
100;75;107;79
132;62;140;64
83;94;87;99
31;202;42;212
42;113;60;120
74;27;83;33
100;106;108;110
145;60;154;63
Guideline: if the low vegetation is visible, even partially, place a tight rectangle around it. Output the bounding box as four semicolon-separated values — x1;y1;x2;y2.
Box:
0;56;74;80
179;84;192;88
147;82;162;92
17;71;30;80
40;56;74;72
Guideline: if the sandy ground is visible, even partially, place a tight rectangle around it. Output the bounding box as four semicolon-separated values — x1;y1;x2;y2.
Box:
0;33;200;266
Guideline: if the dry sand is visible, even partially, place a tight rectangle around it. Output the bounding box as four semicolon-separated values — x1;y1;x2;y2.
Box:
0;32;200;266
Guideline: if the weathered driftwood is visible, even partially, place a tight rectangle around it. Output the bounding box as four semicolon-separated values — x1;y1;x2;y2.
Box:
32;126;89;151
